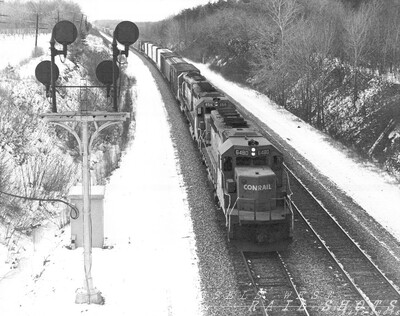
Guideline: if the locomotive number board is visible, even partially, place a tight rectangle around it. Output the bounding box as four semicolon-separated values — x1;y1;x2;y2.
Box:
234;149;270;156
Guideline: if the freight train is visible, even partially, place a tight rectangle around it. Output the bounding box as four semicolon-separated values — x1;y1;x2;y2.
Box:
137;41;294;247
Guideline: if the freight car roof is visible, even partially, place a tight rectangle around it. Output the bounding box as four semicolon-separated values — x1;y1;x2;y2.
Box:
170;62;199;73
160;52;180;59
165;57;186;64
185;72;206;81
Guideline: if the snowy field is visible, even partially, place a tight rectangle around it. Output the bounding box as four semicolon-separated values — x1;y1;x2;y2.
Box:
0;33;50;70
0;35;204;315
1;30;400;315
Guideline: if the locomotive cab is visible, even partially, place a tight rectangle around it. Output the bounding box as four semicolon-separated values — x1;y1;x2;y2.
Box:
206;107;293;246
219;138;293;244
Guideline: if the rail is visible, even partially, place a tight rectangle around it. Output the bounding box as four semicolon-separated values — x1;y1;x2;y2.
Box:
241;251;311;316
286;164;400;294
240;251;269;316
286;163;400;315
291;201;382;316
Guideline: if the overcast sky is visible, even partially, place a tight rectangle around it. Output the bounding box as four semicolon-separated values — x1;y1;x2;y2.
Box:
74;0;218;22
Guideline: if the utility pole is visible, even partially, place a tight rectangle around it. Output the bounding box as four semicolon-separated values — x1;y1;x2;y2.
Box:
31;13;47;47
0;0;8;25
35;13;38;47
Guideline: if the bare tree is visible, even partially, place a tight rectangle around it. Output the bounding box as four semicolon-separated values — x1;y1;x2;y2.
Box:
266;0;300;107
377;2;400;74
343;0;381;110
267;0;300;46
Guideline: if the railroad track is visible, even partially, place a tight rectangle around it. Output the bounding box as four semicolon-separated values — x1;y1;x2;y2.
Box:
118;36;400;314
287;166;400;315
238;251;310;316
229;98;400;314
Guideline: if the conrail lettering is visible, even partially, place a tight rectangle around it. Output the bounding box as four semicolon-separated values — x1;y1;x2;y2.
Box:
243;184;272;191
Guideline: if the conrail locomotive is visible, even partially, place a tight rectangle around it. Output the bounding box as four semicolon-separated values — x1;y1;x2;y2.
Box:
136;41;294;246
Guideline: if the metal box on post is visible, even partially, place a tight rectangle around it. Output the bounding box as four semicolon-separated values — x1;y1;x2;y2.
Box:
68;185;105;248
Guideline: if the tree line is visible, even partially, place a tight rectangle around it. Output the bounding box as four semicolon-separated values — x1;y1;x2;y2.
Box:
0;0;84;33
140;0;400;131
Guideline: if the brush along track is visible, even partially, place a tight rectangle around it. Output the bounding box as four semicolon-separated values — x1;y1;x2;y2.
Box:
236;250;310;316
288;167;400;315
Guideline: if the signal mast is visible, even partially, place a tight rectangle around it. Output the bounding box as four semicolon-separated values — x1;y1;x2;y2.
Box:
35;20;139;304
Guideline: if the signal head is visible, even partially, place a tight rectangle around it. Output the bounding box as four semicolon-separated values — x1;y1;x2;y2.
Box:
96;60;119;85
53;20;78;46
35;60;59;86
114;21;139;46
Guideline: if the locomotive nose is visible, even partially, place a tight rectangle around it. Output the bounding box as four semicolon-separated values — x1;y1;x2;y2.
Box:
235;167;277;212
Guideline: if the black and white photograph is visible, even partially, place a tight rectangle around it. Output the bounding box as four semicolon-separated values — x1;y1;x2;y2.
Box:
0;0;400;315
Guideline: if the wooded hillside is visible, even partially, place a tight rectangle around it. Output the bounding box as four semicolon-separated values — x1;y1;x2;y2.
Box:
138;0;400;178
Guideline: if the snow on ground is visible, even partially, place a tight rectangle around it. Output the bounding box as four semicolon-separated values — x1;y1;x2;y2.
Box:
191;61;400;242
1;31;400;314
0;33;50;70
101;52;203;315
0;37;203;315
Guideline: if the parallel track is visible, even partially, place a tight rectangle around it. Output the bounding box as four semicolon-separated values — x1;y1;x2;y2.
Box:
230;96;400;314
287;166;400;315
123;37;400;314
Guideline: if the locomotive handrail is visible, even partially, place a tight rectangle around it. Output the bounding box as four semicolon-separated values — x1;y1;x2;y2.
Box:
223;190;232;220
284;169;293;198
286;196;295;238
198;129;207;148
228;198;238;218
227;196;238;242
222;187;231;237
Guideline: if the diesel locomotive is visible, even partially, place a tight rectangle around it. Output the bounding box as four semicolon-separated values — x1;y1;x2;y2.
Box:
137;41;294;246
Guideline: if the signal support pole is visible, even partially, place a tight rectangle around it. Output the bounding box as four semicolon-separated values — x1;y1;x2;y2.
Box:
36;19;138;305
40;111;130;304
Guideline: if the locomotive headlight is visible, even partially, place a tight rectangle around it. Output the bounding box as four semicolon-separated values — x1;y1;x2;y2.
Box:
251;148;256;156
